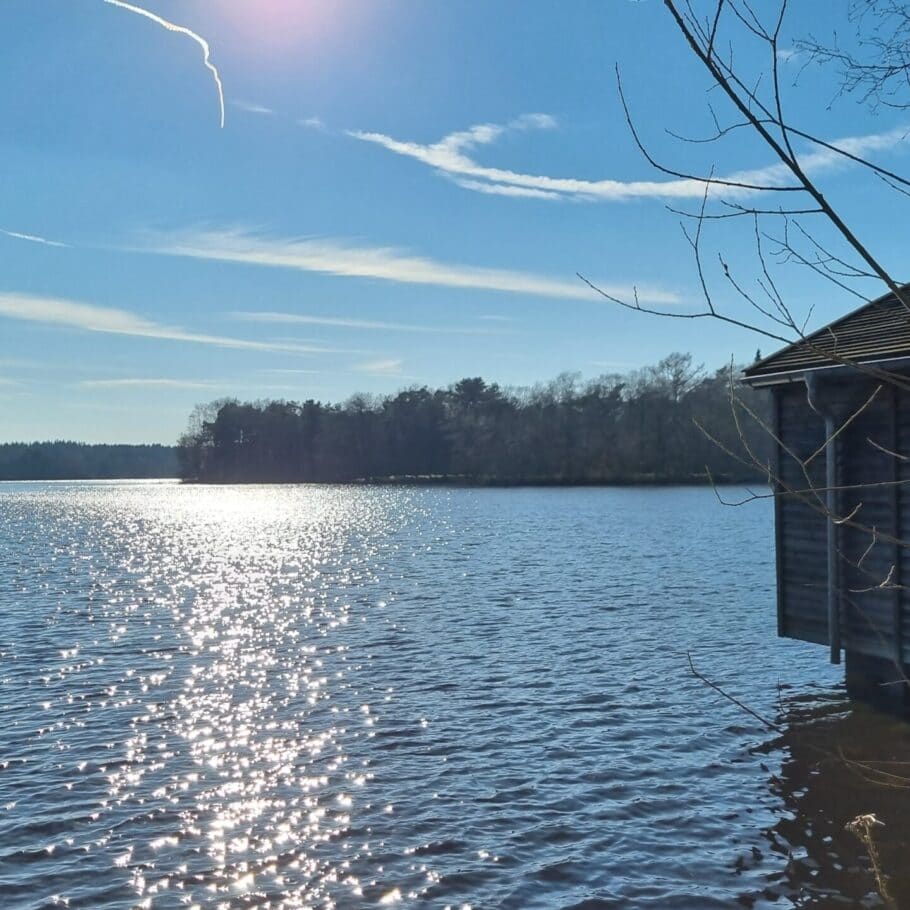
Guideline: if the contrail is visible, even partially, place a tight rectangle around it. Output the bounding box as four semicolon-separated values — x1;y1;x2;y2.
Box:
0;229;67;248
103;0;225;128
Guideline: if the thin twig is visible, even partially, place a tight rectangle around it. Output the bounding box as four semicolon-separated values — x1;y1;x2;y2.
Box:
688;650;783;731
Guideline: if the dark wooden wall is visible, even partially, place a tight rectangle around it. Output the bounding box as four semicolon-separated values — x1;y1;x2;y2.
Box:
775;383;828;645
897;386;910;663
838;385;900;662
774;376;910;665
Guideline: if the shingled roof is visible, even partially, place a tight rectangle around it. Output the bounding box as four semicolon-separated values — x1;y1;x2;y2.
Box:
743;287;910;383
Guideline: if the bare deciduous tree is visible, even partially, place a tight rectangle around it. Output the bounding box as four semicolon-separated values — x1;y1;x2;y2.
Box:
798;0;910;112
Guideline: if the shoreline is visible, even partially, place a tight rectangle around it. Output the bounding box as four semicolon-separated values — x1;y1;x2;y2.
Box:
179;474;765;488
1;475;766;488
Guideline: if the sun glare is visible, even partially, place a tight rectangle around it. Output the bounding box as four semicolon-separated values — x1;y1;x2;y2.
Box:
216;0;341;54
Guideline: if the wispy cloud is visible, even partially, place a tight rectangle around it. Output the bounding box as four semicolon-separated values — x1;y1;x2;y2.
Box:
103;0;225;128
776;47;800;63
233;311;512;335
451;178;564;200
231;99;275;116
77;377;321;396
144;228;680;305
354;358;404;375
262;368;323;375
349;115;910;202
1;229;67;248
348;114;565;200
0;292;356;355
299;116;326;131
79;378;220;389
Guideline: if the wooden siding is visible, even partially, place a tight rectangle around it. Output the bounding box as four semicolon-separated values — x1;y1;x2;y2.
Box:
896;388;910;663
774;378;910;666
775;383;828;645
838;385;899;662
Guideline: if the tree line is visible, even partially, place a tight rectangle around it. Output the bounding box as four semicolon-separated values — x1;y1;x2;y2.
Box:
177;353;770;485
0;442;178;481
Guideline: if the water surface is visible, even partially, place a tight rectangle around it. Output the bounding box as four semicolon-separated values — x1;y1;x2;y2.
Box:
1;482;907;908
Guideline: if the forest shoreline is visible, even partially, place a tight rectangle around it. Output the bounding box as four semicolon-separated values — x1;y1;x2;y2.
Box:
180;472;762;488
0;442;178;481
176;355;770;486
1;474;760;485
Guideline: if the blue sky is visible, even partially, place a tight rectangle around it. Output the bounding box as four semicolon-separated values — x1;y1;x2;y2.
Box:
1;0;908;443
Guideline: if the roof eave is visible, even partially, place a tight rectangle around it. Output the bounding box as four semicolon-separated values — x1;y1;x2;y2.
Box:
741;284;910;380
741;353;910;388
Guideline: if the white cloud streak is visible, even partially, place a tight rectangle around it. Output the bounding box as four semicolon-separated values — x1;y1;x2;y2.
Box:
145;228;680;305
0;292;356;355
103;0;225;128
78;378;318;398
354;358;404;375
1;229;67;248
349;115;910;202
231;100;275;116
233;311;512;335
262;368;324;375
79;378;220;389
451;178;564;200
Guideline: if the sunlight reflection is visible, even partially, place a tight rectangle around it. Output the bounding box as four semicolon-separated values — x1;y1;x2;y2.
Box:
87;487;398;906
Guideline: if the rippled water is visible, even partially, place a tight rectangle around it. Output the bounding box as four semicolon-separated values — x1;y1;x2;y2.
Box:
2;482;910;909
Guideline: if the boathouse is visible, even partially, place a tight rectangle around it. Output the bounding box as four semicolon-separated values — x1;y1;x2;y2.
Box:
742;288;910;704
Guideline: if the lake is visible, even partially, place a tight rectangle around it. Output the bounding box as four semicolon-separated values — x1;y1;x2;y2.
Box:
2;482;909;909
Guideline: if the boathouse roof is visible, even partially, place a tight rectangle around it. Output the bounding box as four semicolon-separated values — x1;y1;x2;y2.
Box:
743;286;910;384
